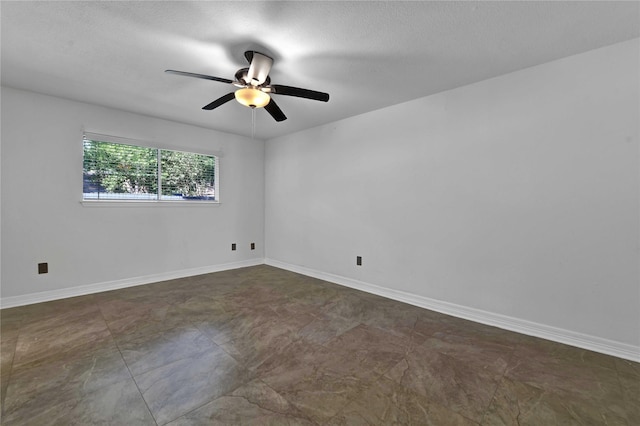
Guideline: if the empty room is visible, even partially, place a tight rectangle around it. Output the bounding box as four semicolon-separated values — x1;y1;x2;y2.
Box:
1;1;638;425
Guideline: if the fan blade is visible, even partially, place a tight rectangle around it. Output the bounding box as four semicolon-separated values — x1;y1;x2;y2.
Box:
270;85;329;102
202;92;236;110
264;99;287;122
165;70;233;84
246;51;273;86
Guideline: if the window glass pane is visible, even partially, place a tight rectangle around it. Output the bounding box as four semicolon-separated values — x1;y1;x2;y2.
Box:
160;150;216;200
83;139;158;200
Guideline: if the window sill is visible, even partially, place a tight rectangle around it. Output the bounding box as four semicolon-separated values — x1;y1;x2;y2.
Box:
80;200;220;207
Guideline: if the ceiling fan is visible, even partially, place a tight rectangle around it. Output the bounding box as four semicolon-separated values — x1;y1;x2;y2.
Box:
166;51;329;122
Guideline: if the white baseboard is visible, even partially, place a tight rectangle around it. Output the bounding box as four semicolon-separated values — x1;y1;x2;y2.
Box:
0;258;264;309
3;257;638;362
265;258;640;363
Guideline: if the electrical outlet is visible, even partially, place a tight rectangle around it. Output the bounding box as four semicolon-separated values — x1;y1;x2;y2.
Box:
251;242;255;250
356;256;362;266
231;243;237;251
38;262;48;274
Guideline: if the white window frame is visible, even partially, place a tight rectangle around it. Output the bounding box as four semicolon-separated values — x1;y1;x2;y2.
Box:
81;132;221;207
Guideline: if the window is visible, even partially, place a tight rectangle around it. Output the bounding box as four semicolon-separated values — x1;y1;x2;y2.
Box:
83;134;218;202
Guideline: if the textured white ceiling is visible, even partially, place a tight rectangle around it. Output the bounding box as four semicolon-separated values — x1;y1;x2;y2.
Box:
2;1;638;140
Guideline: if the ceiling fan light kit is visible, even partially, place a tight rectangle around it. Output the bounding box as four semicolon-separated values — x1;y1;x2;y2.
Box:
234;87;270;108
166;50;329;123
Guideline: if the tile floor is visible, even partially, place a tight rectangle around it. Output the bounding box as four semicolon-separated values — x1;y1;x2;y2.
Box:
0;265;638;425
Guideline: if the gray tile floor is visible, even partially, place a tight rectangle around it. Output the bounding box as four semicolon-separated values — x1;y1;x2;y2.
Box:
1;265;638;425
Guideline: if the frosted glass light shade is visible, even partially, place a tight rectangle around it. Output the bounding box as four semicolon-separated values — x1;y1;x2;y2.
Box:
234;88;270;108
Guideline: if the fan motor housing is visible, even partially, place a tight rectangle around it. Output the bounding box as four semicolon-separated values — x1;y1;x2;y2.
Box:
235;68;270;86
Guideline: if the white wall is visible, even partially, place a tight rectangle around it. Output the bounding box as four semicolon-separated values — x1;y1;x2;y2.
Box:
1;87;265;301
265;39;639;349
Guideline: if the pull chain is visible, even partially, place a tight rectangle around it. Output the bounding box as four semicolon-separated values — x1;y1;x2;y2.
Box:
251;107;256;139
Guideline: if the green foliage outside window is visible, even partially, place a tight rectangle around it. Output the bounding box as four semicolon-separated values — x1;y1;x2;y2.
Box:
83;138;216;201
161;150;216;198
